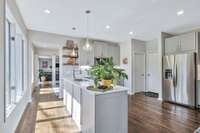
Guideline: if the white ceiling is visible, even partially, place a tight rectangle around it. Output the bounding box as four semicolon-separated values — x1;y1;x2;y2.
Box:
16;0;200;42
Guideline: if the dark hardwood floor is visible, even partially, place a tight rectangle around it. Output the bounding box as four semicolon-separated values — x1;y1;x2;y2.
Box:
16;86;200;133
128;93;200;133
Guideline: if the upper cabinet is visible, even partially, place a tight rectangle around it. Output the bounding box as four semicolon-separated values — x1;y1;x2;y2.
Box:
94;41;104;58
93;41;120;65
79;40;94;66
165;32;197;54
79;40;120;65
112;45;120;65
179;32;196;52
146;39;158;53
165;36;180;54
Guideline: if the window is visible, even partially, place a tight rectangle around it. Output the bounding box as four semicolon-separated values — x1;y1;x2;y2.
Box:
5;19;26;117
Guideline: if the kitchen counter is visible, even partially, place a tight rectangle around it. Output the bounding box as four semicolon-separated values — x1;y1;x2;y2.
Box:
64;78;129;96
63;77;129;133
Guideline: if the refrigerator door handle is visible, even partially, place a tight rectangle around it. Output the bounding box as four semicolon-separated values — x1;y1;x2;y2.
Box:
175;64;178;87
172;63;176;88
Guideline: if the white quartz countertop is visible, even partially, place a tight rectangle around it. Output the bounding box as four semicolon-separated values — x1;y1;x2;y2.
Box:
64;78;129;96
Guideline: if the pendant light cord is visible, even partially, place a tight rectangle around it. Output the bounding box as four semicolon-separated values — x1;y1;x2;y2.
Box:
86;10;90;43
84;10;91;51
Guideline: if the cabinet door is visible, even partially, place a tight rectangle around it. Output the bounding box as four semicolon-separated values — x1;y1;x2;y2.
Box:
180;32;196;52
103;44;110;58
165;36;180;54
72;85;81;128
146;53;160;93
113;45;120;65
106;44;113;58
79;41;94;66
94;42;103;58
146;40;158;53
135;53;146;92
66;83;73;115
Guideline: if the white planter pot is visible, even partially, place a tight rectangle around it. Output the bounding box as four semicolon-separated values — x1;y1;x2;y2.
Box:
41;76;46;82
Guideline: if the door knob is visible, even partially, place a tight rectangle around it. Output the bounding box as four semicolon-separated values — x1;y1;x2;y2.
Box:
141;74;144;76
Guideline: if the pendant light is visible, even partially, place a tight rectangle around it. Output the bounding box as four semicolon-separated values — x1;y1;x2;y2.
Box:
83;10;92;51
71;48;76;57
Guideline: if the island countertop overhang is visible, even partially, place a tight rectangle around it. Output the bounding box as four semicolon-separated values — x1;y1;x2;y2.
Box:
63;78;129;96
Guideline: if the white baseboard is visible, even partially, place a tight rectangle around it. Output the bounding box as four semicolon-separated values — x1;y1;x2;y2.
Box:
128;91;135;95
158;97;163;101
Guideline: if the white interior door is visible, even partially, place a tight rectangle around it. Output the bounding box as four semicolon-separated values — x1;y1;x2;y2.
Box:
146;53;159;93
135;53;146;92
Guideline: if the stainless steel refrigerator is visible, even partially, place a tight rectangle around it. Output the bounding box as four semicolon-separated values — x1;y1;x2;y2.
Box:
163;53;196;107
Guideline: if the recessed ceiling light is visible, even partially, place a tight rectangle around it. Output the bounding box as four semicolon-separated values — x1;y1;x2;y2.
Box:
106;25;110;29
44;10;51;14
177;10;184;16
72;27;77;31
129;31;133;35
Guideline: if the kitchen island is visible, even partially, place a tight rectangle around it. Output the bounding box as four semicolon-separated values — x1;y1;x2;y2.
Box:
63;78;128;133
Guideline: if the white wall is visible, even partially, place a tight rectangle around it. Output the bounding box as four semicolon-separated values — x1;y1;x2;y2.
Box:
29;30;81;49
1;0;32;132
39;58;52;71
29;30;81;87
121;37;164;99
35;47;59;56
120;40;133;94
0;0;5;131
7;0;27;36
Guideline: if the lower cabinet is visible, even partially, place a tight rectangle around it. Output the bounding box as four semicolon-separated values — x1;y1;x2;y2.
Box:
64;81;128;133
72;85;81;129
64;82;73;115
64;83;82;129
82;91;128;133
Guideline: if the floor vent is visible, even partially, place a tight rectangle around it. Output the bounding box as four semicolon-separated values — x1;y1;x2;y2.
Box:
144;92;159;98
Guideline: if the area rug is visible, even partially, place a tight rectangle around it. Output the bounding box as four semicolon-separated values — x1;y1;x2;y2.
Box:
144;92;158;98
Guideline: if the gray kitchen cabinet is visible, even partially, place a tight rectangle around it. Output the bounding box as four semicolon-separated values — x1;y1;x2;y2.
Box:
112;45;120;65
79;40;120;65
64;82;73;115
94;41;104;58
64;81;82;130
82;88;128;133
64;79;128;132
179;32;196;52
165;32;197;54
105;44;112;58
165;36;180;54
146;39;158;53
72;85;81;129
79;40;94;66
103;44;120;65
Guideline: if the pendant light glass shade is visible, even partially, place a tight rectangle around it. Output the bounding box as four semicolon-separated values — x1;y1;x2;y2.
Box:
71;48;76;57
83;38;92;51
83;10;92;51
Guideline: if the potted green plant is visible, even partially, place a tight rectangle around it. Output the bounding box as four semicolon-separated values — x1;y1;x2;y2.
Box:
90;57;128;89
39;69;47;82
